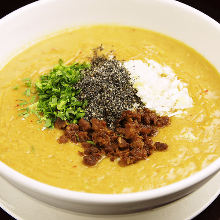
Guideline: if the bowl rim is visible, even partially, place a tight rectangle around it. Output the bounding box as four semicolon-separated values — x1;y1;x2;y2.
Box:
0;0;219;204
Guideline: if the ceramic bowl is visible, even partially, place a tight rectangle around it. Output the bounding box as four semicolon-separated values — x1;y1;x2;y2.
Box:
0;0;219;215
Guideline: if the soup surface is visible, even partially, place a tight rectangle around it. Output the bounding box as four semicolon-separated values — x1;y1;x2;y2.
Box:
0;25;219;193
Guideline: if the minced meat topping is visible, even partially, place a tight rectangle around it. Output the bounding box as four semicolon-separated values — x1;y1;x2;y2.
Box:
57;108;170;166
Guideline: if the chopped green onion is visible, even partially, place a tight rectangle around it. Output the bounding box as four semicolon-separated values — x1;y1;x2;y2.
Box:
87;140;95;145
18;59;90;128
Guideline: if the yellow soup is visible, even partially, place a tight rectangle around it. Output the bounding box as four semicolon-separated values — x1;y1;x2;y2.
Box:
0;25;219;193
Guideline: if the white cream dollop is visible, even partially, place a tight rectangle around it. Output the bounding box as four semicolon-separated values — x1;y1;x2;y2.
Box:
124;59;193;116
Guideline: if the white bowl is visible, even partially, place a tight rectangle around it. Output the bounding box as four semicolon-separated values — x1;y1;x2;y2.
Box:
0;0;219;215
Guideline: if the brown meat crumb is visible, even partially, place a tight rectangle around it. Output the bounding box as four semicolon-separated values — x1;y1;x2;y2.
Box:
54;118;67;129
78;118;91;131
154;142;168;151
58;134;69;144
57;108;170;166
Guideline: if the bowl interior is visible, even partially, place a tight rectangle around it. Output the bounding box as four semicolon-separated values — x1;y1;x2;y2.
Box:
0;0;219;205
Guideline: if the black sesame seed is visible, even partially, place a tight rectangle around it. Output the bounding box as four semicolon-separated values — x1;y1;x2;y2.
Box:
76;52;144;128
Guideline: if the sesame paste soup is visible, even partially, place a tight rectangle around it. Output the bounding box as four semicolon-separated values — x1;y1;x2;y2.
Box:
0;25;219;193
